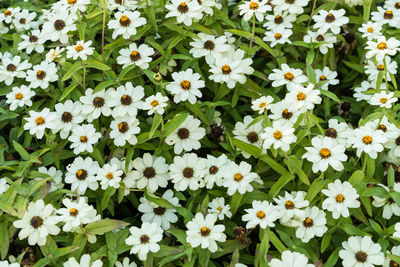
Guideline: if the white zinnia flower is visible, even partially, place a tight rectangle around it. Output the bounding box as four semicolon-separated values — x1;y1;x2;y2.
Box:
274;191;309;224
261;119;297;152
166;68;205;104
350;125;388;159
142;93;169;115
6;85;35;111
312;9;349;34
221;161;261;196
189;33;233;65
165;0;202;26
365;36;400;61
339;236;384;267
63;254;103;267
68;124;102;154
285;84;322;112
204;154;230;188
66;40;94;61
242;200;279;229
79;88;112;122
117;43;154;69
369;91;398;108
169;153;206;191
98;162;124;190
251;95;274;114
268;63;308;91
208;197;232;220
0;55;32;85
233;115;264;158
52;100;84;139
65;156;100;195
107;11;146;39
24;108;57;139
293;206;327;243
271;0;309;15
109;116;140;146
41;10;77;44
269;251;314;267
238;0;271;22
186;213;226;252
17;30;45;54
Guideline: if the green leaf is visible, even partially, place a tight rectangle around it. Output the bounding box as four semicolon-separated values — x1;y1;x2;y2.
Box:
321;233;331;253
319;89;340;103
260;155;289;175
185;102;209;125
0;220;9;259
62;61;83;81
84;219;129;235
267;231;286;253
59;82;79;101
101;187;116;211
149;114;162;139
144;191;175;209
305;179;325;202
285;156;309;185
269;173;295;199
93;80;117;93
143;6;158;32
230;192;243;216
13;140;29;160
348;170;364;187
163;113;189;137
306;63;316;84
343;60;364;73
232;138;261;158
86;58;111;70
53;246;79;258
167;229;187;245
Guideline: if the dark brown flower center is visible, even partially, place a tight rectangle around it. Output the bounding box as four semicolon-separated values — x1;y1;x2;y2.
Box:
76;169;88;180
384;10;394;19
285;0;294;3
378;124;387;132
120;94;132;105
177;128;190;139
303;217;314;227
222;64;231;74
204;40;215;50
274;15;283;24
54;19;66;31
209;165;218;175
36;70;46;80
19;18;26;24
355;251;368;263
282;108;293;119
178;2;189;13
316;34;325;41
285;200;295;209
183;167;194;178
325;128;337;138
247;131;259;143
200;226;211;236
93;97;105;108
119;15;131;27
140;234;150;244
6;64;16;72
325;13;336;22
29;35;38;43
153;207;166;215
61;112;73;123
69;208;79;216
143;167;156;178
390;260;399;267
130;51;141;61
118;122;129;133
396;2;400;9
396;136;400;146
30;216;43;228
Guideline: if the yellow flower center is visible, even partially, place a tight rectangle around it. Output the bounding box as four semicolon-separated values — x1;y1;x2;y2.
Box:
234;173;243;182
275;33;282;40
377;64;385;71
67;0;77;4
256;210;265;219
367;27;374;33
297;92;306;101
320;75;327;81
80;136;88;143
15;92;23;100
249;1;259;9
151;100;159;107
120;15;129;22
222;64;231;74
285;200;295;209
180;80;191;90
284;72;294;81
35;116;45;125
335;193;345;203
69;208;78;216
273;130;282;140
380;97;388;103
377;41;387;50
319;148;331;159
4;10;11;16
106;172;114;180
217;206;222;211
362;135;372;144
75;44;84;52
259;102;267;108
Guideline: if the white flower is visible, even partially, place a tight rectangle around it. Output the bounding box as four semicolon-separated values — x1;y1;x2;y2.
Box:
369;91;398;108
65;156;99;195
233;115;264;158
384;245;400;267
129;153;169;192
6;85;35;111
350;125;387;159
52;100;84;139
339;236;384;267
293;206;327;243
303;30;337;54
269;251;314;267
285;84;322;112
274;191;309;224
108;11;146;39
312;9;349;34
107;0;138;11
26;61;58;89
107;82;144;118
269;100;301;126
138;189;179;230
208;197;232;220
186;213;226;252
221;161;261;196
41;10;77;44
0;7;21;24
302;136;347;173
12;9;36;30
63;254;103;267
57;197;100;232
165;115;206;154
395;223;400;239
24;108;57;139
110;116;140;146
239;0;271;22
204;154;230;188
46;47;65;62
264;11;296;30
0;178;10;194
251;95;274;114
66;40;94;61
325;118;353;148
315;67;339;90
142;93;169;115
169;153;206;191
321;180;360;219
166;68;205;104
365;36;400;61
165;0;202;26
117;43;154;69
353;81;383;102
0;260;19;267
242;200;279;229
261;119;297;152
263;27;293;47
365;56;397;83
366;116;398;144
198;0;222;15
35;166;64;192
68;124;102;154
372;184;400;219
125;222;163;261
268;64;308;91
98;162;124;190
0;55;32;85
13;199;60;246
59;0;91;13
189;33;233;65
371;7;400;28
79;88;112;122
18;30;45;54
271;0;309;15
209;49;254;89
115;257;137;267
358;21;383;41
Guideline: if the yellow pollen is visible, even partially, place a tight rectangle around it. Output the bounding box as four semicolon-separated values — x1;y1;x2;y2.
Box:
35;116;45;125
259;102;267;108
284;72;294;81
106;172;114;180
380;97;388;103
151;100;159;107
180;80;191;90
75;44;84;52
249;1;259;9
377;64;385;71
15;92;23;100
256;210;265;219
304;217;312;224
234;173;243;182
120;15;129;22
377;41;387;50
335;194;345;203
273;130;282;140
217;206;222;211
275;33;282;39
297;92;306;101
320;75;327;81
80;136;88;143
362;135;372;144
319;148;331;159
222;64;231;74
76;169;83;176
69;208;78;216
67;0;77;4
367;27;374;33
4;10;11;16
